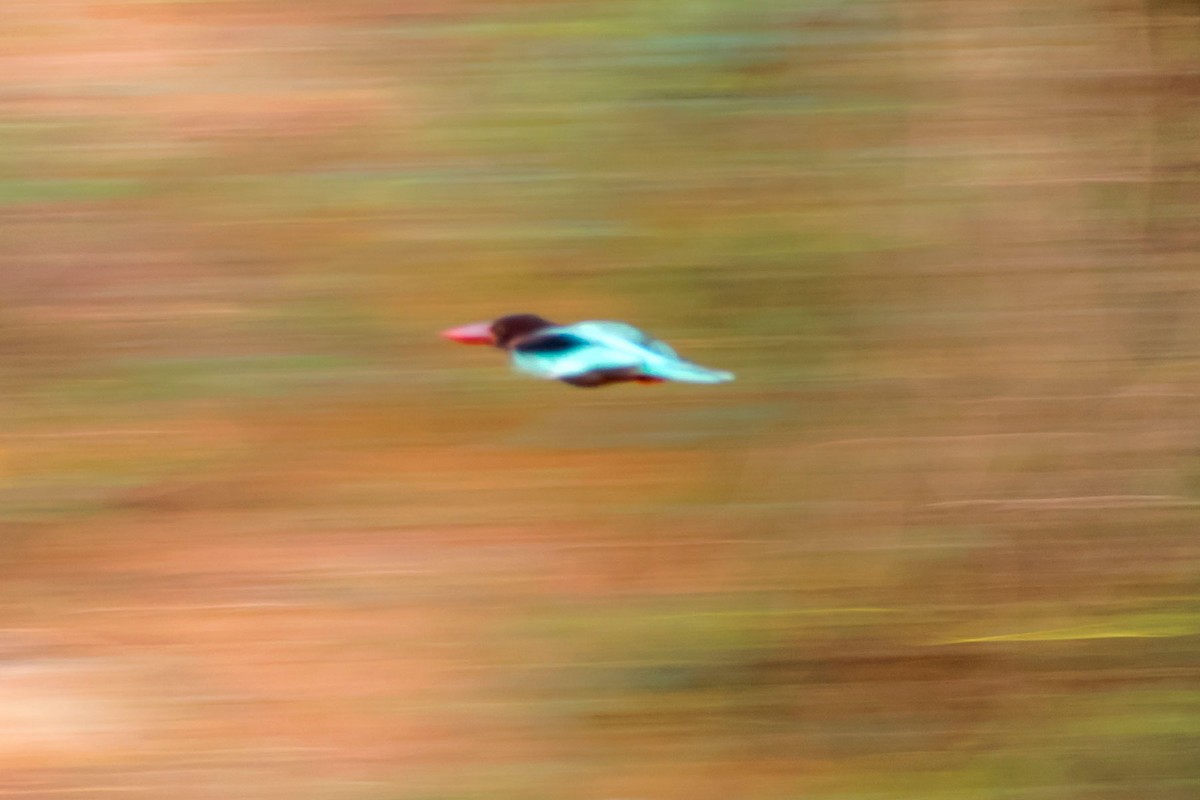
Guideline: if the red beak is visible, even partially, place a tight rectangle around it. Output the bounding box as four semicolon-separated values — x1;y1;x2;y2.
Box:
441;321;495;345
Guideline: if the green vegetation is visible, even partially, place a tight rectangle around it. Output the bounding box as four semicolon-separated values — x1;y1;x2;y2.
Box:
2;0;1199;798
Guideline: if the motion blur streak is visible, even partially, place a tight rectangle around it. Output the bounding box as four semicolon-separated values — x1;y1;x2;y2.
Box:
2;1;1199;798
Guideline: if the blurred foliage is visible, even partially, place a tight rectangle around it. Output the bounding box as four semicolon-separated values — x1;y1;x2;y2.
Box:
2;0;1200;799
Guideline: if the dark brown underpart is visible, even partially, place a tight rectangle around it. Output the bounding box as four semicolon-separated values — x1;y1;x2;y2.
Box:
560;368;663;388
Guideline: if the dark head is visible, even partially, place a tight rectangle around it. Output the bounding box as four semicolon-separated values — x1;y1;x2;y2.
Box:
441;313;555;349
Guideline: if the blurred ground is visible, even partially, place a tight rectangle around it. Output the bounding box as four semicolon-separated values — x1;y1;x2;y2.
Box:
2;1;1200;798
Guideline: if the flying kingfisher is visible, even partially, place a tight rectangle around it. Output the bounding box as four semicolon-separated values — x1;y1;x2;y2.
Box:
442;314;734;388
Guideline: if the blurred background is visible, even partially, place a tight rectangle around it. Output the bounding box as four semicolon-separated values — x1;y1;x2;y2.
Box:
3;1;1200;798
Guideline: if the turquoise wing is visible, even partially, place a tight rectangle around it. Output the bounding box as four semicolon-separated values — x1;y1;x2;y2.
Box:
510;331;641;381
510;323;733;384
570;321;679;359
568;322;733;383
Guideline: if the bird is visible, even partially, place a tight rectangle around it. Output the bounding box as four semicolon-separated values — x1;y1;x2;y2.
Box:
441;313;734;388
